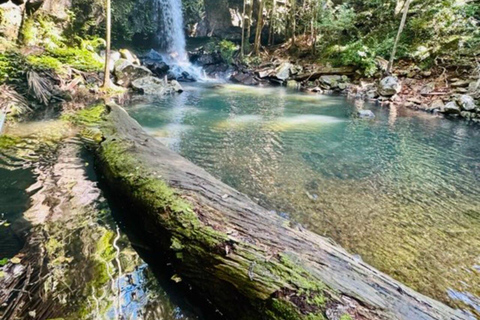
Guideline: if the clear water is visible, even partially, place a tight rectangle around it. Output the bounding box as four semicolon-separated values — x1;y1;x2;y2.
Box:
0;121;208;320
125;83;480;316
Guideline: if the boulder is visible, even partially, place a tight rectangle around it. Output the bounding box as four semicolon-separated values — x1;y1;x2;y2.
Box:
427;99;444;112
356;110;375;119
230;72;258;86
114;59;152;87
378;76;402;97
440;101;461;115
0;2;22;41
100;50;121;72
131;76;183;95
319;75;342;89
457;94;477;111
119;49;141;65
274;62;293;81
143;59;170;77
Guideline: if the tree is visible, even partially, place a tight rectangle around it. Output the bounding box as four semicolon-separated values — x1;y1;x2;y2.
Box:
102;0;112;89
253;0;265;55
387;0;412;74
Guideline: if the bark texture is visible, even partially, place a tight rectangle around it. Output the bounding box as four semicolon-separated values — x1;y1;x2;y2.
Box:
94;103;469;320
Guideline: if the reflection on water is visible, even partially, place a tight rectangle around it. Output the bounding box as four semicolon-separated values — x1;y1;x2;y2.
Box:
0;121;205;320
126;83;480;317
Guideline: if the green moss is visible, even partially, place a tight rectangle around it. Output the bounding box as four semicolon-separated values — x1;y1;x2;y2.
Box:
26;55;64;74
340;315;353;320
48;46;103;72
62;104;106;126
0;135;21;149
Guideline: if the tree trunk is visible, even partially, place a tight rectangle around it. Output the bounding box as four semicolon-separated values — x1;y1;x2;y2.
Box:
291;0;296;45
241;0;247;56
102;0;111;89
387;0;412;74
253;0;264;55
268;0;276;46
246;0;254;53
93;103;469;320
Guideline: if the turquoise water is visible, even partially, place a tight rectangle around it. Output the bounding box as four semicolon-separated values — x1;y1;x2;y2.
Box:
126;83;480;316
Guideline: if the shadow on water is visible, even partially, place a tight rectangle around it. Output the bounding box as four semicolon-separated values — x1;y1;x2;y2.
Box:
91;150;226;320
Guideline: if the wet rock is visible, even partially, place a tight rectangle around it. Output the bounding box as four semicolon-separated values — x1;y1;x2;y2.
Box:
143;59;170;77
114;59;152;87
356;110;375;119
378;76;402;97
230;72;258;86
460;111;474;119
440;101;461;115
286;80;300;89
457;94;477;111
131;76;183;95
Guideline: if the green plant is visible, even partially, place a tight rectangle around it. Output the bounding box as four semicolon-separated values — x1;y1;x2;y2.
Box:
218;40;238;64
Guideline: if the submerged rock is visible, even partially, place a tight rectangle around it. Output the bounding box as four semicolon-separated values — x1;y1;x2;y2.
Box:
131;76;183;95
114;59;152;87
356;110;375;119
378;76;402;97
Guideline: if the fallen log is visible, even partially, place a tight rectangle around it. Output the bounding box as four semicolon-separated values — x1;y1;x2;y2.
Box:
293;67;356;82
93;103;469;320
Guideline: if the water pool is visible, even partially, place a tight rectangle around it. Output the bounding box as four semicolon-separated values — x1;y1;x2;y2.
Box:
125;83;480;316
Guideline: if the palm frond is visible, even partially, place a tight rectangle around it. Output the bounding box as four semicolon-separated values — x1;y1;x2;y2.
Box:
27;70;53;105
0;84;31;116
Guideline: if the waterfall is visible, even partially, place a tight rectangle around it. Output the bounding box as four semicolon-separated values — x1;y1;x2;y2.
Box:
158;0;187;61
154;0;206;80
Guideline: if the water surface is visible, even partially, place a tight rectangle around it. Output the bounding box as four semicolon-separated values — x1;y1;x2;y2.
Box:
126;83;480;316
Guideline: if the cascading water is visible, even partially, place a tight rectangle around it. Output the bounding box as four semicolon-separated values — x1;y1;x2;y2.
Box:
155;0;206;80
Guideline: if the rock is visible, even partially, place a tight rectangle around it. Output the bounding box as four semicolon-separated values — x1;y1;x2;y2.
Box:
356;110;375;119
100;50;121;72
286;80;300;89
378;76;402;97
143;59;170;77
420;82;435;95
114;59;152;87
319;75;342;89
274;62;293;81
170;80;184;93
366;90;379;99
457;95;477;111
0;2;22;41
338;83;348;90
131;76;183;95
451;80;470;88
440;101;461;115
145;49;164;61
460;111;474;119
427;99;444;112
119;49;141;65
230;72;258;86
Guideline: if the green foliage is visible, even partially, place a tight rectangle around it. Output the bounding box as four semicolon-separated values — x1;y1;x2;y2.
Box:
47;46;103;72
218;40;237;64
0;52;26;84
26;55;64;74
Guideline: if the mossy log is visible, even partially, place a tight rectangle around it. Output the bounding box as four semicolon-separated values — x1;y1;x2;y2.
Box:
94;103;469;320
